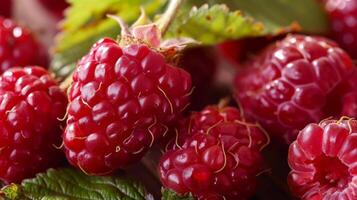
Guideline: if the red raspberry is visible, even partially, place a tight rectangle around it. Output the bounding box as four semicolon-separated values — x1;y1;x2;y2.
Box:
63;38;192;175
234;34;354;144
288;118;357;200
159;105;269;200
0;17;48;73
0;0;12;18
324;0;357;58
179;47;217;111
0;66;67;183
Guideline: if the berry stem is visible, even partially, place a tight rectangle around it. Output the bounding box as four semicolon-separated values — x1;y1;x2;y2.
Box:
156;0;185;36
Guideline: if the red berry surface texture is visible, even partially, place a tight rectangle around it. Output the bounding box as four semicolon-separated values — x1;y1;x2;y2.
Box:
0;17;48;73
234;34;354;144
324;0;357;59
63;38;192;175
288;119;357;200
159;105;269;200
0;66;67;183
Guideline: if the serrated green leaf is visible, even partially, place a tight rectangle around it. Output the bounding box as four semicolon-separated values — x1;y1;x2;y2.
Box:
1;168;152;200
166;4;265;45
166;0;329;44
223;0;329;34
161;188;194;200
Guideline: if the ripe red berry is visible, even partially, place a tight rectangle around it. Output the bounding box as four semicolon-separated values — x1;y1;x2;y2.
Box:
324;0;357;58
0;66;67;183
234;34;354;144
63;38;192;175
0;0;12;18
159;105;269;200
288;118;357;200
0;17;48;73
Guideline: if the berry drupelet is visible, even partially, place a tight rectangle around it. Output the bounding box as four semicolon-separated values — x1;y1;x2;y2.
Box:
0;66;67;183
324;0;357;58
234;34;354;144
159;104;269;200
63;9;193;175
0;17;48;73
288;118;357;200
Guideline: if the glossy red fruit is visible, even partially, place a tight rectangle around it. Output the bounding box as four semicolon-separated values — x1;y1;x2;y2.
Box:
0;0;12;18
38;0;69;18
288;119;357;200
234;34;354;144
324;0;357;58
179;47;217;111
0;17;48;73
0;66;67;183
64;38;192;175
160;105;269;200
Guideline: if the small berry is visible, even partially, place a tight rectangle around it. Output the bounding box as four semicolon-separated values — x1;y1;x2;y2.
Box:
160;104;269;200
0;17;48;73
0;66;67;183
63;38;192;175
324;0;357;58
234;34;354;144
288;118;357;200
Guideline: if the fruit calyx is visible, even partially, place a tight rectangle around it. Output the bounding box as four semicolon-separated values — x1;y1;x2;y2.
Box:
108;0;195;62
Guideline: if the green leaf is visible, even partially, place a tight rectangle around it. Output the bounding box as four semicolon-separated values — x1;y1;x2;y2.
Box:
166;4;265;45
223;0;329;34
166;0;329;44
1;168;152;200
51;0;168;79
161;188;194;200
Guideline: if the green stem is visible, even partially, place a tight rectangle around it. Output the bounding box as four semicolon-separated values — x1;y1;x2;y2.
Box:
156;0;185;36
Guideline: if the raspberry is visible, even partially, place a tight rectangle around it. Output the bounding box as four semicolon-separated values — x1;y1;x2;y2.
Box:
159;104;269;200
288;118;357;200
0;66;67;183
63;38;192;175
0;0;12;18
324;0;357;58
179;47;217;111
0;17;48;73
234;34;354;144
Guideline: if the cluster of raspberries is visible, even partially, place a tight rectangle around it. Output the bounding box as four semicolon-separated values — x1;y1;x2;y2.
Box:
0;0;356;199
